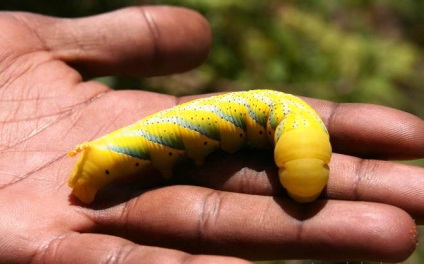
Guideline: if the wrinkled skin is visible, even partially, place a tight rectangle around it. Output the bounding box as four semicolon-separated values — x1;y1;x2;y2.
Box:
1;6;424;264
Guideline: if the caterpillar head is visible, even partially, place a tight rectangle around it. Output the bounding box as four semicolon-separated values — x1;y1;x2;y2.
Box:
68;144;142;204
274;127;331;203
278;158;329;202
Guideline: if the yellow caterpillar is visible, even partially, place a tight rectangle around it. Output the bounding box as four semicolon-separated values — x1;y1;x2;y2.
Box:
68;90;332;204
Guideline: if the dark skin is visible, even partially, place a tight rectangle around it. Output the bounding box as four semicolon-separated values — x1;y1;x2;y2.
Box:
1;5;423;263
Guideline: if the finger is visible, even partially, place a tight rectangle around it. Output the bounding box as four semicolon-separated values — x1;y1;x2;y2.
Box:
171;149;281;196
306;98;424;159
35;233;249;264
89;186;417;262
326;153;424;223
173;150;424;223
18;6;211;78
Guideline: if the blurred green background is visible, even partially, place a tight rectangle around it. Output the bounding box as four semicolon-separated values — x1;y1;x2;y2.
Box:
1;1;422;263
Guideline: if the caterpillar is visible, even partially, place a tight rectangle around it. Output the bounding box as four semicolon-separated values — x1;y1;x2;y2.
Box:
68;89;331;204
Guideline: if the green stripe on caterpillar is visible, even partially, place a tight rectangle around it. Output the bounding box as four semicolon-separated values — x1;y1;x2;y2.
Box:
68;89;332;204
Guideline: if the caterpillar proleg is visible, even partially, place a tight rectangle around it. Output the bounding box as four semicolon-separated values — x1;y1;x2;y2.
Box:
68;90;331;204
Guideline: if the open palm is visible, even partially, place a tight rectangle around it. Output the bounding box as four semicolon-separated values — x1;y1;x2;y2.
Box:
1;6;423;263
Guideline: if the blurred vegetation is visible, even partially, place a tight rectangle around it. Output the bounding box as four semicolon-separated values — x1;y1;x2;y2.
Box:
1;1;423;263
2;1;423;113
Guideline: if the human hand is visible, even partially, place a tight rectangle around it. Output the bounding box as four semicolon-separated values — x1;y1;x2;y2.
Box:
1;5;423;263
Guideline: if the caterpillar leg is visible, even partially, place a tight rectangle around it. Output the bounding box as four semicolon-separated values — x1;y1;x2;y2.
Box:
70;181;98;204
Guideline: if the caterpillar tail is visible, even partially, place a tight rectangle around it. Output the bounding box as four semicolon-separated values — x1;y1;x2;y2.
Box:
274;127;331;203
67;143;146;204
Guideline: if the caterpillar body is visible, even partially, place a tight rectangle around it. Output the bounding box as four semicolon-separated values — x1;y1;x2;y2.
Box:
68;90;331;204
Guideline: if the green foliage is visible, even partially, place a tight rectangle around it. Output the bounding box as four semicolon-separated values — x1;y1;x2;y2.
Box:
153;0;422;114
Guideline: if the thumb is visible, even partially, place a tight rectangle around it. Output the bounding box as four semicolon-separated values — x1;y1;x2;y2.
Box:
9;6;212;78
